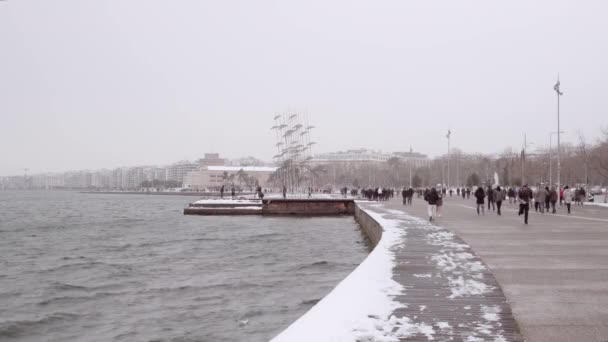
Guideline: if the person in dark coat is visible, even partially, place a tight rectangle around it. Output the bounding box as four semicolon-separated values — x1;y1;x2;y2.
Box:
508;187;516;204
220;185;224;199
487;185;495;211
424;187;440;222
402;188;407;205
549;186;558;213
474;186;485;215
282;185;287;199
494;186;505;215
518;184;533;224
231;186;235;199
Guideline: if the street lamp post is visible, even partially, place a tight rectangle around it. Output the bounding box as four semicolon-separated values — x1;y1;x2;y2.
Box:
549;130;565;187
554;76;564;190
446;130;451;190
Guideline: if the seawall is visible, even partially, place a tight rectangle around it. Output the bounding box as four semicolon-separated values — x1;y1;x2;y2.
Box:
353;203;383;248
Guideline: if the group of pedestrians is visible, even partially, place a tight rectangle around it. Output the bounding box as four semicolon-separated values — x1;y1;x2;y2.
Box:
401;188;415;205
474;185;507;216
361;187;394;201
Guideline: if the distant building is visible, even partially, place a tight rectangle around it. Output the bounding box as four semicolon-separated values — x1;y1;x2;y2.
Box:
312;149;392;164
198;153;225;167
167;161;199;184
392;150;431;168
183;165;277;190
311;148;430;169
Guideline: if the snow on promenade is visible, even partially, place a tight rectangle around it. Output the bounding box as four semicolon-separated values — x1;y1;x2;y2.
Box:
270;203;406;342
270;202;521;342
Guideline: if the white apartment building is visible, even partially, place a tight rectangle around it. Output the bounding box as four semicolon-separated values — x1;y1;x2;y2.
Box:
183;165;277;190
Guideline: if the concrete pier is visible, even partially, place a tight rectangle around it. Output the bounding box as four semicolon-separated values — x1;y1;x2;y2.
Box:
183;198;355;216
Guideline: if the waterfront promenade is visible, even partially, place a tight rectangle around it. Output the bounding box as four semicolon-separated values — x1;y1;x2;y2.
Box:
385;195;608;342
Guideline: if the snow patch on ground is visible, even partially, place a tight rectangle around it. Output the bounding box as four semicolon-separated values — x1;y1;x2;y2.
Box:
413;273;432;278
426;228;493;299
447;276;490;299
202;206;262;210
584;201;608;208
270;203;406;342
193;199;261;205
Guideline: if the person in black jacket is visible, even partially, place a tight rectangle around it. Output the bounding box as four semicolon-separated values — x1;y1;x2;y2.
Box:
424;187;440;222
487;185;495;211
518;185;533;224
474;186;485;215
548;186;558;213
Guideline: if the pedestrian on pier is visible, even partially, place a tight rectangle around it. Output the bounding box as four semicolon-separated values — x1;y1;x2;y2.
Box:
231;186;235;199
494;186;505;215
220;185;225;199
436;192;444;217
282;185;287;199
549;186;558;213
564;185;573;214
474;186;485;216
518;184;532;224
508;187;516;205
424;187;439;222
535;187;546;213
487;185;496;211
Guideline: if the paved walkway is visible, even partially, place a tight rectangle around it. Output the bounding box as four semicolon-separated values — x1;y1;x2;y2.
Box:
381;195;608;342
357;202;524;341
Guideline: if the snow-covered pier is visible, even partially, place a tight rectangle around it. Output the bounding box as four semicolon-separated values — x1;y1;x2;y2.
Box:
183;198;355;216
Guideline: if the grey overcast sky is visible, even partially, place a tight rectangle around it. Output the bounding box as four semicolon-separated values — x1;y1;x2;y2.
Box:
1;0;607;176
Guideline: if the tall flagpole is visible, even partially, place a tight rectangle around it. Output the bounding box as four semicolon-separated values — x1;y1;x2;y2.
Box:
554;75;563;191
447;129;451;190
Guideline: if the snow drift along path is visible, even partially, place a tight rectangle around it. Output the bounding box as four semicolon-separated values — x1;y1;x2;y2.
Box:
270;202;405;342
270;201;524;342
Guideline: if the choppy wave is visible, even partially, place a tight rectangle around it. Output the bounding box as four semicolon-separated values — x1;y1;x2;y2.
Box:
0;313;80;338
0;191;367;342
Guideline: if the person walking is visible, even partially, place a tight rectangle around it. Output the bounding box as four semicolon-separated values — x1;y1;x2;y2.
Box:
282;185;287;199
508;187;516;205
543;186;551;212
220;185;225;199
407;188;414;205
518;184;533;224
564;185;573;214
424;187;440;222
494;186;505;215
474;186;485;216
487;185;495;211
549;186;558;213
535;186;546;213
402;188;407;205
231;186;235;200
437;192;444;217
